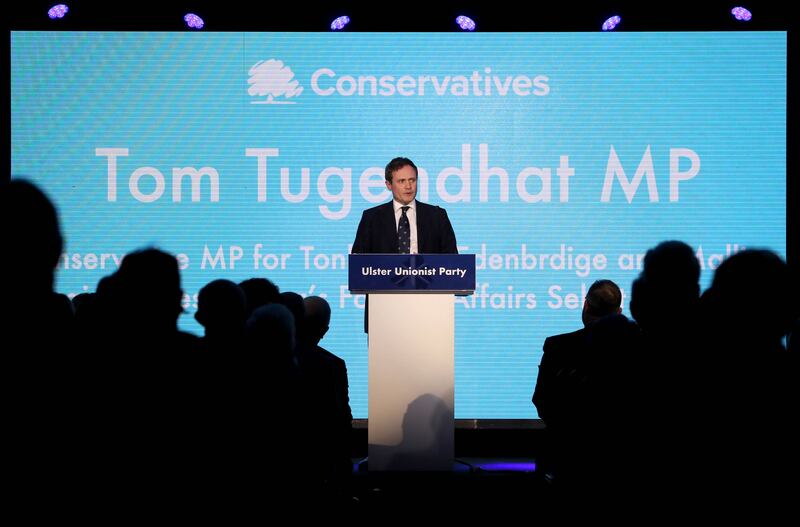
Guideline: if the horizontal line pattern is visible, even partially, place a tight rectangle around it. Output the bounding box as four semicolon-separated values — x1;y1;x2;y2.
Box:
11;31;787;419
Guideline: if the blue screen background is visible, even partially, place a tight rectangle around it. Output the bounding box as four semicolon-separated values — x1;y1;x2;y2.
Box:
11;32;786;418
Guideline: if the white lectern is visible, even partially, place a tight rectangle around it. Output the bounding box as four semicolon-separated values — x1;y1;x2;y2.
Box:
349;254;475;471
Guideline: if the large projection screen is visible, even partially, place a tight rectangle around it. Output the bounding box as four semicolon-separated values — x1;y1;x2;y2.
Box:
11;32;786;418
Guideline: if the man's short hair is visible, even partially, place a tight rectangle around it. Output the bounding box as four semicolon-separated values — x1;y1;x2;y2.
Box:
385;157;418;182
585;279;622;319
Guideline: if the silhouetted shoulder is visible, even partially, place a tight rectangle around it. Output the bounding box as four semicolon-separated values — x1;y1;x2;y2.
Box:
318;345;346;367
362;202;393;216
543;328;586;353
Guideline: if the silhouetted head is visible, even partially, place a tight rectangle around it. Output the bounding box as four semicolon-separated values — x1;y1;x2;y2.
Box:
704;249;793;346
582;279;622;326
246;302;296;355
196;279;247;333
114;247;184;331
631;240;700;331
239;277;280;317
0;180;63;290
303;295;331;344
642;240;701;292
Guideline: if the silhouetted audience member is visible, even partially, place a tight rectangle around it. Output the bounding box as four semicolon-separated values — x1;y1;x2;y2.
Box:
296;295;354;492
105;247;200;353
533;279;623;424
630;240;701;338
244;302;317;492
239;277;281;318
101;247;202;398
90;248;203;494
703;249;793;352
196;278;247;353
247;301;296;356
1;179;73;347
532;279;641;510
699;249;796;510
194;279;248;450
627;240;703;508
2;179;77;501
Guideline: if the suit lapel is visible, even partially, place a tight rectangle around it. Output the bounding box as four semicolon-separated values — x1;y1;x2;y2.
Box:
415;200;428;253
381;202;397;253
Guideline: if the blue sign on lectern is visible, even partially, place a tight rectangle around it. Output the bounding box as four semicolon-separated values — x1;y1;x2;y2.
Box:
348;254;476;294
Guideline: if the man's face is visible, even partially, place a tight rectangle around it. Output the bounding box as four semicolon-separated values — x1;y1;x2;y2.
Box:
386;164;418;205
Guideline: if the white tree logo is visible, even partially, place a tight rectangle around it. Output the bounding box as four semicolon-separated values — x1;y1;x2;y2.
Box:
248;59;303;104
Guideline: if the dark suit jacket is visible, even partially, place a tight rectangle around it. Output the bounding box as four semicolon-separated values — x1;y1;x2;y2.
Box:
533;315;642;426
532;314;643;490
295;342;353;477
351;200;457;254
532;327;588;426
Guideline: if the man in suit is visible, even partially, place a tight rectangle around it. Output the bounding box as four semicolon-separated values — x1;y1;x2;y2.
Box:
532;279;625;424
296;295;353;490
531;279;641;498
352;157;457;254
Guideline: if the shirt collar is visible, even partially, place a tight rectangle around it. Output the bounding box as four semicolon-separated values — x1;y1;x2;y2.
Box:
393;199;416;213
